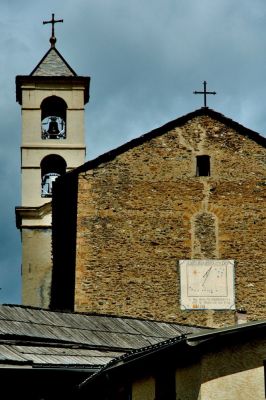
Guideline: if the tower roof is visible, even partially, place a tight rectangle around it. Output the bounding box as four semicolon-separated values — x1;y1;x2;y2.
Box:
30;46;77;77
15;45;90;105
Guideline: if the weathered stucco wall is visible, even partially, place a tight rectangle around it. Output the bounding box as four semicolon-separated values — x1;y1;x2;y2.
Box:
132;377;155;400
200;338;265;400
130;336;265;400
22;228;52;308
74;114;265;326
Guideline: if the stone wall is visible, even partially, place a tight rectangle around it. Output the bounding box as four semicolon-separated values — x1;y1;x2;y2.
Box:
74;114;266;327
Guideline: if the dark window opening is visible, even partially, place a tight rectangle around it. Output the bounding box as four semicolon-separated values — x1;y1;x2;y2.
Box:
155;369;176;400
196;155;210;176
41;96;67;139
40;155;66;197
263;361;266;399
115;383;132;400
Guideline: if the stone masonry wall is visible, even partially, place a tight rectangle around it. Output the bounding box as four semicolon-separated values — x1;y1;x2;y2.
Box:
74;115;266;327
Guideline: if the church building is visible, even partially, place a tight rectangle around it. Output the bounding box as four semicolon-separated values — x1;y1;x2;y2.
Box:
9;15;266;400
51;106;266;328
15;16;265;329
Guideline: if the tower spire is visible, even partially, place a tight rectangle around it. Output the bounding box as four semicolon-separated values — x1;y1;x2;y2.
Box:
43;13;63;48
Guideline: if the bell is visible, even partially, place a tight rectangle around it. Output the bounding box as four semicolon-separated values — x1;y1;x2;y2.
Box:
48;117;59;136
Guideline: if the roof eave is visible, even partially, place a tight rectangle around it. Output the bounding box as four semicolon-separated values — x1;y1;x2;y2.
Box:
79;320;266;391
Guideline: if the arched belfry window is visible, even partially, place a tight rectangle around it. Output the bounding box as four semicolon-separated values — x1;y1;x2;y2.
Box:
41;155;66;197
41;96;67;139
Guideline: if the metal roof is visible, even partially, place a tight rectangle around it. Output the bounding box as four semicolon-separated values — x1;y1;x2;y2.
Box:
0;305;206;369
79;319;266;389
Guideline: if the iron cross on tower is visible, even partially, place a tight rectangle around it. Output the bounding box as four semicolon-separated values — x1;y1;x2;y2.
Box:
193;81;216;108
43;13;64;47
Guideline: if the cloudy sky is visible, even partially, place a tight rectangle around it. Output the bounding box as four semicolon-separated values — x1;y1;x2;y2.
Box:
0;0;266;304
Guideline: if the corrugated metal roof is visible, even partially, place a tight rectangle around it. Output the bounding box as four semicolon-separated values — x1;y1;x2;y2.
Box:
0;344;29;363
14;346;119;366
80;319;266;389
0;305;207;368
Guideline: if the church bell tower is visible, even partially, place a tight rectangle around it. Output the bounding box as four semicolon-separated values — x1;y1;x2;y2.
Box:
15;15;90;308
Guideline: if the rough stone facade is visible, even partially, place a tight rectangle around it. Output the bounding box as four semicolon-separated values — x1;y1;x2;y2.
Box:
53;109;265;327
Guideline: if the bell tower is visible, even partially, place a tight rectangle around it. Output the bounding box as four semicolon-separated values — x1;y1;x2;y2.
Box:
15;15;90;308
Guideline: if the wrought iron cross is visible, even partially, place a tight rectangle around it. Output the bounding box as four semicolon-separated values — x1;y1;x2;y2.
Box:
43;13;63;47
193;81;216;108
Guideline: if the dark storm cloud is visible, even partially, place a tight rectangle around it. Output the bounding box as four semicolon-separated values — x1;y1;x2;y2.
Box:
64;0;266;155
0;0;265;303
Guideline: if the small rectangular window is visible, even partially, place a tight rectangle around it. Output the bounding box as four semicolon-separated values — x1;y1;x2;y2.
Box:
114;382;132;400
155;369;176;400
196;155;210;176
263;361;266;399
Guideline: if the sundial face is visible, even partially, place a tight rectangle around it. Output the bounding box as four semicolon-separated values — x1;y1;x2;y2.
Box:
187;263;228;297
179;260;235;310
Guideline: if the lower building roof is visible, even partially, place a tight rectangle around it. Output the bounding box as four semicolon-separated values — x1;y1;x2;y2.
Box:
0;304;207;370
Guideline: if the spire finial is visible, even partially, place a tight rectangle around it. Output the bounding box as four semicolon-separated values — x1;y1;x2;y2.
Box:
193;81;216;108
43;13;64;48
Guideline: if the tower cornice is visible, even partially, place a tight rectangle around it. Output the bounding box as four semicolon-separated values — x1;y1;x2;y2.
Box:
15;75;90;105
15;202;52;229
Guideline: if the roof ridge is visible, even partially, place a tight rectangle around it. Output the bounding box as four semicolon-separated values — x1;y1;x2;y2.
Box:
66;107;266;177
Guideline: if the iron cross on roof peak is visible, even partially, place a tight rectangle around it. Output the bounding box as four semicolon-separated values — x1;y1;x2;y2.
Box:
43;13;64;48
193;81;216;108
